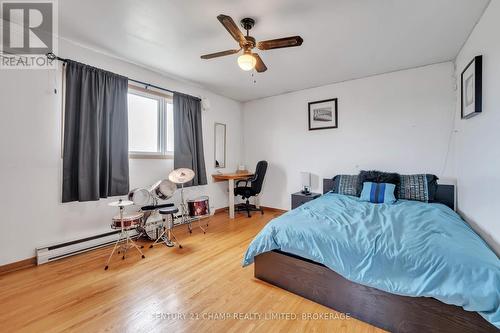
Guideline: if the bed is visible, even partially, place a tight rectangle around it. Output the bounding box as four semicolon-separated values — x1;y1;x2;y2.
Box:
243;179;499;332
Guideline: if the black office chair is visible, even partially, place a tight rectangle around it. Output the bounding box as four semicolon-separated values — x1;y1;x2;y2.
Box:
234;161;268;218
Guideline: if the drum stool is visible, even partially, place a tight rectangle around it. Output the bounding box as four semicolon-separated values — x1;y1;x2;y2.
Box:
150;206;182;249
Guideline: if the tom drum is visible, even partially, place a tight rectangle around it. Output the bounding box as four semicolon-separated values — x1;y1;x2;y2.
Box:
187;196;210;218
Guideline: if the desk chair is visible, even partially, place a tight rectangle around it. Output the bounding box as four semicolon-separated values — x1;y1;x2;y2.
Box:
234;161;268;217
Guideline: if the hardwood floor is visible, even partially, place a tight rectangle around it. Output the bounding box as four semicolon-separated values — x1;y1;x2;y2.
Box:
0;210;386;333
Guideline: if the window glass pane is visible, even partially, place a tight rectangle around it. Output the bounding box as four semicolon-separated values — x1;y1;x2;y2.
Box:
128;93;159;153
166;102;174;152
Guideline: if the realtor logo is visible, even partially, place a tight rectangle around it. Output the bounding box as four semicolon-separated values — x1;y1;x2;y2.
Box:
1;0;58;69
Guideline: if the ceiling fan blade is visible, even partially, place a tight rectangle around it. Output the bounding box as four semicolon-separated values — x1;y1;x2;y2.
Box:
253;53;267;73
257;36;303;50
217;14;247;46
201;49;241;59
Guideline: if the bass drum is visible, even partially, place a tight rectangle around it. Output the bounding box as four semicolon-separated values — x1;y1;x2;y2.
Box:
140;211;164;240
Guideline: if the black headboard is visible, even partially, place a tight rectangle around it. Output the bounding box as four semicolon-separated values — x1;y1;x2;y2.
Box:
322;178;455;210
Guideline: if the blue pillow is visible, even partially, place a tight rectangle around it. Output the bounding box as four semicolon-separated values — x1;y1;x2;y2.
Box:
360;182;397;204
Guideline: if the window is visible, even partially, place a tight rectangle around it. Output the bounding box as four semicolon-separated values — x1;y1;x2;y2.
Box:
127;88;174;158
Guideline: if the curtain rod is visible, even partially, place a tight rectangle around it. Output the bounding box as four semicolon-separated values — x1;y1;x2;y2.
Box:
47;52;179;95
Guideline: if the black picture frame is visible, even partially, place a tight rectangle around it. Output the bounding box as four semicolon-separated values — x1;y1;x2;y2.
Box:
461;55;482;119
308;98;338;130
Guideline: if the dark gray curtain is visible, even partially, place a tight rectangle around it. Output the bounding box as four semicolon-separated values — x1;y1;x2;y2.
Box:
62;60;129;203
173;92;207;186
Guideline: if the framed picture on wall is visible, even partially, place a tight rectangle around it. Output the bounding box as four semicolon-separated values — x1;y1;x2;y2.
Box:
461;55;482;119
308;98;338;130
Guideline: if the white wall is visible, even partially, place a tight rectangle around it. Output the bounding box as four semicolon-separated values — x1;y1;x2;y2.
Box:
242;62;456;210
453;1;500;254
0;38;243;265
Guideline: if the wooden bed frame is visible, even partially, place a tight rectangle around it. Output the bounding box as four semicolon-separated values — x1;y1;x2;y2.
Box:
253;179;497;333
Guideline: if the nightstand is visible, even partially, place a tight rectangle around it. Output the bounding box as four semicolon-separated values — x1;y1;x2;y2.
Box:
291;192;321;209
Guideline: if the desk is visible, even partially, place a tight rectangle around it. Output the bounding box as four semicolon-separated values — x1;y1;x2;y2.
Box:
212;172;253;219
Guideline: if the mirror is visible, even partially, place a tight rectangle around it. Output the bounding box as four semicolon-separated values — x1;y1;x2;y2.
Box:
214;123;226;168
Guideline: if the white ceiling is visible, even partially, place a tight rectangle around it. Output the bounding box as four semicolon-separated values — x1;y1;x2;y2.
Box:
59;0;490;102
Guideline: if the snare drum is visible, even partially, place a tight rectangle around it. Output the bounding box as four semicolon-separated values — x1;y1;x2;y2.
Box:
187;196;210;217
111;211;144;229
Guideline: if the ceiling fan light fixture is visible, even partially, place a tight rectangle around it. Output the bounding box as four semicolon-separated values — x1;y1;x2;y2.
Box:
237;52;256;71
201;14;303;74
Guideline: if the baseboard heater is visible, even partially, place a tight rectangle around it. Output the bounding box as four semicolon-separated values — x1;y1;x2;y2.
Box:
36;230;138;265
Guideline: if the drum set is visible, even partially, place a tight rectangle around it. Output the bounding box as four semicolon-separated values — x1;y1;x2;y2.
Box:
104;168;211;270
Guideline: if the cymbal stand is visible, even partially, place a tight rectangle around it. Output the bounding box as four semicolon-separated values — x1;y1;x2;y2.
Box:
179;182;193;233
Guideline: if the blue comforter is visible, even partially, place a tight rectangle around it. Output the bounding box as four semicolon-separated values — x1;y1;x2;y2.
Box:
243;193;500;327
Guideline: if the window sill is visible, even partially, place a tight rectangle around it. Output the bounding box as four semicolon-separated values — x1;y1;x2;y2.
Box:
129;153;173;160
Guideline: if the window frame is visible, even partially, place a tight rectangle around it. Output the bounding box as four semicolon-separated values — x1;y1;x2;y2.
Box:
127;85;174;159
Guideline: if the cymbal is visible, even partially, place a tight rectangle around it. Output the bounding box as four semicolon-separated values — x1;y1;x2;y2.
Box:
108;199;134;207
168;168;195;184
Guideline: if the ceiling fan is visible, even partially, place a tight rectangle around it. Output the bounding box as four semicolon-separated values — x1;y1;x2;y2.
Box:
201;14;303;73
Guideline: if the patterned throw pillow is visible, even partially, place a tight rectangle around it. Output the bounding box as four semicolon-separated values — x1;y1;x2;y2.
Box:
357;170;400;196
332;175;359;196
396;174;438;203
360;182;397;204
